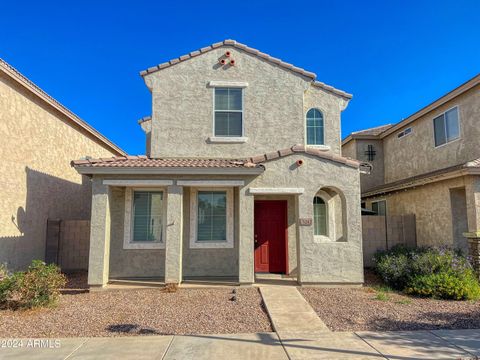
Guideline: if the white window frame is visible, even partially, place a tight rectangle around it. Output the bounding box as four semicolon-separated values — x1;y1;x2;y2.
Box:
189;187;234;249
123;187;167;249
433;106;461;148
305;108;328;148
313;190;334;243
212;86;245;138
371;199;387;216
397;127;413;139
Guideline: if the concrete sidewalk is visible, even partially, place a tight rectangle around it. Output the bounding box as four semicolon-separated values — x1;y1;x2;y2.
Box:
1;329;479;359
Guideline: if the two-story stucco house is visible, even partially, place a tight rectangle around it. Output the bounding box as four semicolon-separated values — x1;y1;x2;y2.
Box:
342;74;480;252
72;40;366;288
0;58;124;270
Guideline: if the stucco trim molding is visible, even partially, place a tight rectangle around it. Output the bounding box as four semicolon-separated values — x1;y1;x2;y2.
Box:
104;179;174;187
189;187;234;249
207;137;248;144
248;187;305;195
178;180;245;187
208;81;249;88
123;188;166;250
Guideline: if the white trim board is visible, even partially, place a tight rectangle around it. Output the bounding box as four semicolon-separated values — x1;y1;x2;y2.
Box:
248;188;305;195
208;81;248;88
177;180;245;187
104;179;174;187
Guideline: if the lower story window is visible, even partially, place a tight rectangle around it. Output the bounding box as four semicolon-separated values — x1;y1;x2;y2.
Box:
132;191;164;242
190;188;234;248
313;196;327;236
197;191;227;241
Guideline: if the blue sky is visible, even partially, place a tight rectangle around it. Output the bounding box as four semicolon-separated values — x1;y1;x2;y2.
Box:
2;0;479;155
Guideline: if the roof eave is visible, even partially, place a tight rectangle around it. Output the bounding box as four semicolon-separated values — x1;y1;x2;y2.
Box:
74;166;265;176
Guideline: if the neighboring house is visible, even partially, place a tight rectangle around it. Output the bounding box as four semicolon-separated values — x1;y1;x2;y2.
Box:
72;39;366;288
0;58;125;270
342;74;480;252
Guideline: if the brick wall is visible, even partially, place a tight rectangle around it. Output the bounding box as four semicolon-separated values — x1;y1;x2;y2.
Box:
58;220;90;271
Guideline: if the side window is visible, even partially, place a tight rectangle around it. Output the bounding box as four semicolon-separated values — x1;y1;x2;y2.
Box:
371;200;386;216
434;107;459;147
214;88;243;137
313;196;328;236
306;108;324;145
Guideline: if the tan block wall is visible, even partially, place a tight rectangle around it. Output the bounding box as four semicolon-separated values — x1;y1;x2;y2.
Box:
59;220;90;271
364;176;469;251
0;72;119;270
383;85;480;183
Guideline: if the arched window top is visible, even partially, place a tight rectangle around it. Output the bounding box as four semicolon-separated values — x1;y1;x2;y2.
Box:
306;108;324;145
313;196;327;236
313;196;325;205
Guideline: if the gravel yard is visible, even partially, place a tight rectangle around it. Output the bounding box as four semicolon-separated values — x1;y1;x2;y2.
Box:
0;273;272;337
300;271;480;332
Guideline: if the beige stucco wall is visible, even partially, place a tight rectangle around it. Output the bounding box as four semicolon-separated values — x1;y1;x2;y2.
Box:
143;46;348;158
364;176;469;252
88;152;362;285
383;85;480;183
0;72;119;270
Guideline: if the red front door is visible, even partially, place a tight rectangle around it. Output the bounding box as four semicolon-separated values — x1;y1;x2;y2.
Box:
254;200;288;273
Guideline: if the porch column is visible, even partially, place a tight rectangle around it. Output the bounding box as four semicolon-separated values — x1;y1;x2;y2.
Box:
238;186;254;284
88;178;111;288
164;185;183;284
296;193;312;284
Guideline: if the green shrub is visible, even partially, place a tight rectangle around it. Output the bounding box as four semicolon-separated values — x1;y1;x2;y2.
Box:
0;260;66;309
374;245;480;301
406;270;480;300
13;260;66;308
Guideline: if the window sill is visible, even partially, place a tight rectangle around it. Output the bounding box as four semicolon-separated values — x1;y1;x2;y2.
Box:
190;240;234;249
313;235;333;243
306;144;331;151
207;137;248;144
123;242;165;250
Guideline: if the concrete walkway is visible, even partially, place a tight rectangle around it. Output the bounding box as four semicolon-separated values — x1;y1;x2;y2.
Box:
1;330;480;359
259;285;330;332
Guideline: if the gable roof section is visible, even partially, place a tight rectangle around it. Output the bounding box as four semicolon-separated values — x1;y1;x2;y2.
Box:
363;156;480;198
71;145;362;174
342;124;393;145
140;39;352;100
380;73;480;138
0;58;125;156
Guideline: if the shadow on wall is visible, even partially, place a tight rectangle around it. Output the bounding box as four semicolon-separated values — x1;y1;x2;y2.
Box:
0;166;92;270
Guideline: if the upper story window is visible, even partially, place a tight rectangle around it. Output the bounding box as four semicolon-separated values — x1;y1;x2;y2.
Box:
433;107;460;147
214;88;243;137
397;127;412;139
306;108;324;145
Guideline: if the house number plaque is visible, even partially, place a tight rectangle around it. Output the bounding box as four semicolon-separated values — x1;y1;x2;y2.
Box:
299;218;312;226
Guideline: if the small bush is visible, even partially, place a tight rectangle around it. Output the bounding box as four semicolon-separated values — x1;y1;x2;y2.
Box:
0;260;66;309
374;245;480;301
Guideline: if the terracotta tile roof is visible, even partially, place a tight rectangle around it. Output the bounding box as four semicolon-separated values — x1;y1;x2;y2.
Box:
71;155;258;169
351;124;394;136
248;145;361;169
137;116;151;124
72;145;362;172
139;39;352;100
342;124;393;146
0;58;125;155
